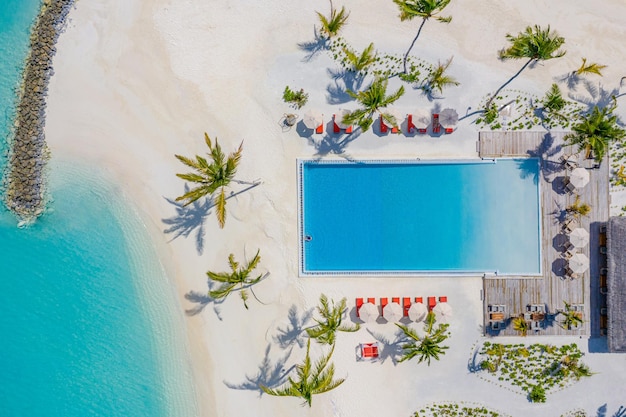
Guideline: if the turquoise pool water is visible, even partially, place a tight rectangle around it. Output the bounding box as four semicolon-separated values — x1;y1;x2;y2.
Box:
0;2;197;416
300;159;541;275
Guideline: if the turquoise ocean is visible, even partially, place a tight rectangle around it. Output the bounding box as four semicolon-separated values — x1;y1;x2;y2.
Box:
0;1;198;416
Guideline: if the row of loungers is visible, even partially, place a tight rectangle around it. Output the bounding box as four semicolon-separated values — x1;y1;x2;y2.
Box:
355;296;447;318
312;114;454;135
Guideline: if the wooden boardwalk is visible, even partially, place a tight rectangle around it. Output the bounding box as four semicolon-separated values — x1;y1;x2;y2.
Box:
478;131;610;337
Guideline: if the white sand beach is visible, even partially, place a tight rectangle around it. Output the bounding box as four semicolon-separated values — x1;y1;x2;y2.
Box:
45;0;626;415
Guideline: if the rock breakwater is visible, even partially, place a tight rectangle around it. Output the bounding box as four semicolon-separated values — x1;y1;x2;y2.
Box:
4;0;74;220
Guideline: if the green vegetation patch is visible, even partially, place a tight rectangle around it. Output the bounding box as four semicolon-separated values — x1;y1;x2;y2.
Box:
413;402;510;417
476;342;592;402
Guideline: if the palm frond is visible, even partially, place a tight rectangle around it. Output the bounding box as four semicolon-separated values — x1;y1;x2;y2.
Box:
215;188;226;228
575;57;607;76
175;185;212;206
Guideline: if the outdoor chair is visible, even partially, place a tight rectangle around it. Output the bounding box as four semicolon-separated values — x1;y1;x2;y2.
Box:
379;115;389;134
439;296;448;303
403;297;411;317
407;114;416;134
355;298;364;317
392;297;400;305
356;342;380;361
333;115;341;133
444;127;454;134
432;114;441;134
415;297;423;303
315;121;324;134
380;298;388;310
428;296;437;311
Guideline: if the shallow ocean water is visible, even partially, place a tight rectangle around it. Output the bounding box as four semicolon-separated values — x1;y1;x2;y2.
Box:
0;2;197;416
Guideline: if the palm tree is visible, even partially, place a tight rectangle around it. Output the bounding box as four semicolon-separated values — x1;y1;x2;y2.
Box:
344;77;405;131
343;42;377;75
396;318;450;365
423;57;460;95
175;133;242;228
306;295;360;345
559;302;584;330
486;25;566;109
392;0;452;74
564;104;626;163
260;339;345;407
512;316;529;336
316;1;349;39
207;250;264;309
574;58;607;77
542;83;567;113
567;195;591;219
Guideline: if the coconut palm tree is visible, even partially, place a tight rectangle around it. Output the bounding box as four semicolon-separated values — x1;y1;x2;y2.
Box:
574;58;607;77
175;133;242;228
260;339;344;407
316;1;349;39
512;316;529;336
542;83;567;113
564;104;626;163
207;250;264;309
423;57;460;95
306;295;360;345
344;77;405;131
392;0;452;74
559;302;584;330
396;317;450;365
486;25;566;109
343;42;377;75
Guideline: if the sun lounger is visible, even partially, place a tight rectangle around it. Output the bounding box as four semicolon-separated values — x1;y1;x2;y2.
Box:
391;124;400;134
439;296;447;303
407;114;416;134
415;297;423;303
379;115;389;134
432;114;441;134
403;298;411;317
392;297;400;305
428;296;436;311
356;298;364;317
315;121;323;134
345;125;353;134
333;115;341;133
367;297;375;305
444;127;454;134
380;297;388;310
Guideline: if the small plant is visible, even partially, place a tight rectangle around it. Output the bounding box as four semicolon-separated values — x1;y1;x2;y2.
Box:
574;57;607;77
207;250;264;309
343;42;377;75
567;195;591;218
528;384;546;403
283;86;308;109
512;316;529;337
423;56;460;95
316;4;349;39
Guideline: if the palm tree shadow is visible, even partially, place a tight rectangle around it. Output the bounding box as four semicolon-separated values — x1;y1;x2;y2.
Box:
184;290;213;316
612;405;626;417
555;71;582;91
270;304;314;349
313;129;362;157
223;344;294;395
326;67;365;105
162;191;210;255
516;133;563;183
568;79;620;113
366;327;404;365
297;28;328;62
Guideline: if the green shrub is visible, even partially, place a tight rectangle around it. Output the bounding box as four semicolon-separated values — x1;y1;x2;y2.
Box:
282;86;308;109
528;385;546;403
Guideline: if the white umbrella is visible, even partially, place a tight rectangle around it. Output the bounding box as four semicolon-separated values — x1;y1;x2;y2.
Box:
411;108;430;129
358;302;379;323
383;302;403;322
569;168;590;189
569;253;590;274
439;108;458;128
336;108;352;129
432;302;453;323
568;228;589;248
302;109;323;130
384;107;405;128
408;302;428;322
499;104;517;119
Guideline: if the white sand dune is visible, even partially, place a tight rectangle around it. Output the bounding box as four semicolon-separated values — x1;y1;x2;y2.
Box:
45;0;626;415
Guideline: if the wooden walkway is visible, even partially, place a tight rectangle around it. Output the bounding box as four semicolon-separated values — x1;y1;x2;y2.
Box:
478;131;610;336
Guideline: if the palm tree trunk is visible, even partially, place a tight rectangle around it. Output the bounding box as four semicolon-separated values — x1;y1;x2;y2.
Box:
486;58;534;109
403;19;427;74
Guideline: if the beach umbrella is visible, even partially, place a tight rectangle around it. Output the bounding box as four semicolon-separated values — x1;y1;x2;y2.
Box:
432;302;453;323
358;302;379;323
383;302;403;322
568;227;589;248
408;302;428;322
302;109;323;130
569;168;590;189
336;108;352;129
411;108;431;129
383;107;405;128
499;104;517;119
569;253;589;274
439;108;458;129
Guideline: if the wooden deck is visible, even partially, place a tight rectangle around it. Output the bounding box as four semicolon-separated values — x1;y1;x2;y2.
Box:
478;131;610;336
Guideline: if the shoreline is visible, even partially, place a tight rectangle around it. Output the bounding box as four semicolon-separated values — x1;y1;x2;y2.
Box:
4;0;75;221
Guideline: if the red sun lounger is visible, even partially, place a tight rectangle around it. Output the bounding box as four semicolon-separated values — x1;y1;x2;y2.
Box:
345;125;353;134
428;296;437;311
379;115;389;134
356;298;364;317
333;115;341;133
367;297;376;305
392;297;400;305
380;297;388;310
403;297;411;317
315;121;324;134
407;114;416;134
439;296;448;303
360;343;379;359
415;297;423;303
444;127;453;134
432;114;441;134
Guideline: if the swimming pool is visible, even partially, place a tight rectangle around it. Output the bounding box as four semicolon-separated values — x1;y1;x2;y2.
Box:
299;159;542;276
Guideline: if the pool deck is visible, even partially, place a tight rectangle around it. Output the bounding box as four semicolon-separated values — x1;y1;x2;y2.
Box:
478;131;610;337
